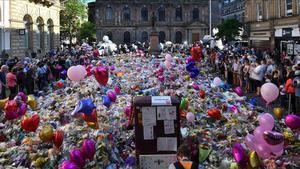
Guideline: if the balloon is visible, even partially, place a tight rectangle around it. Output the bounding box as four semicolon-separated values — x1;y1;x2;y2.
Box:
213;77;222;86
60;160;80;169
198;145;212;163
164;61;171;69
249;97;257;106
199;90;205;99
258;113;274;130
207;108;221;120
67;66;82;82
18;103;27;116
107;91;117;102
186;112;195;122
69;148;86;167
253;126;267;143
60;70;67;79
39;125;54;142
56;81;64;88
72;98;96;116
192;83;199;90
272;148;284;157
285;114;300;129
263;131;284;145
186;61;195;72
232;142;247;164
82;109;99;129
255;143;271;159
17;92;27;102
180;98;188;110
165;54;172;62
0;98;8;109
114;86;121;94
233;87;243;96
53;130;64;148
260;83;279;104
94;66;109;86
21;114;40;132
158;75;164;82
27;95;37;109
249;151;260;168
184;75;190;81
124;105;132;117
102;96;111;108
76;65;87;80
269;142;284;153
81;139;96;160
4;100;19;120
230;105;239;114
273;107;283;119
186;56;194;64
245;134;257;150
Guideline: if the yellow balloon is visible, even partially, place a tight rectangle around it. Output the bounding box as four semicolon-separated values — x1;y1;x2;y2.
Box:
27;95;37;109
249;151;260;168
39;125;53;142
184;75;190;81
35;157;45;168
0;98;8;109
273;107;283;119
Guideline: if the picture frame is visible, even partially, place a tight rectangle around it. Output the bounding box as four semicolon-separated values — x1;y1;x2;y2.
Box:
19;29;25;35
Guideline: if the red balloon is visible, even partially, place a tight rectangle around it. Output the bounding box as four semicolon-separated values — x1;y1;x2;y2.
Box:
94;66;108;86
53;130;64;148
21;114;40;132
199;90;205;99
56;81;64;88
86;65;92;76
4;100;19;120
207;108;221;120
82;109;99;129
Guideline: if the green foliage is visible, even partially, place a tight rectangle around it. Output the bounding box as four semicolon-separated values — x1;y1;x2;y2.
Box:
60;0;86;43
215;19;243;42
79;21;96;43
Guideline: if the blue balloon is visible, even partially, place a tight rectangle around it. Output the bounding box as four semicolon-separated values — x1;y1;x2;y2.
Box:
74;98;96;115
186;62;195;72
249;98;257;106
102;96;111;108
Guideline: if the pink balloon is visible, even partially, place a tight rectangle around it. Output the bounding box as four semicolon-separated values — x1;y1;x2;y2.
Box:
254;126;268;144
259;113;274;130
255;143;271;159
234;87;243;96
260;83;279;104
269;142;284;153
114;86;121;94
67;66;83;82
213;77;222;86
272;148;284;157
76;65;87;80
164;61;171;69
107;91;117;102
186;112;195;122
158;76;164;82
245;134;257;150
285;114;300;130
165;54;172;62
192;83;200;90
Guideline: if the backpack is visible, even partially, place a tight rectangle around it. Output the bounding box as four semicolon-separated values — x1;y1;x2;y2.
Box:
174;161;198;169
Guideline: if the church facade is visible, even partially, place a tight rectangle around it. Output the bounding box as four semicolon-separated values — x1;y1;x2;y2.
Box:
88;0;221;44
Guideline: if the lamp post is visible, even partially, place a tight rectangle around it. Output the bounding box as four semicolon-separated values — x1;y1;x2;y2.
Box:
209;0;212;37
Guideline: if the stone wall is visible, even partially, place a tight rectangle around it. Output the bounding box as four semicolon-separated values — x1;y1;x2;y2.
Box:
9;0;61;58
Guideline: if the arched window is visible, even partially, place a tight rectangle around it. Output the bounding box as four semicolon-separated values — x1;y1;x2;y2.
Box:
36;17;44;49
159;31;165;43
175;31;182;44
141;31;148;42
175;6;182;21
23;14;33;49
106;6;113;20
123;6;131;21
141;7;148;21
192;8;199;20
158;6;165;21
124;31;130;43
106;31;113;41
47;19;54;49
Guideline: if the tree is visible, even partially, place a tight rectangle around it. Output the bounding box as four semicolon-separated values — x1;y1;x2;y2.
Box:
215;19;243;43
60;0;86;44
79;21;96;43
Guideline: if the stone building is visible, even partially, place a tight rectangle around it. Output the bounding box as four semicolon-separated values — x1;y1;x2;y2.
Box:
246;0;300;53
1;0;61;58
221;0;245;22
88;0;222;44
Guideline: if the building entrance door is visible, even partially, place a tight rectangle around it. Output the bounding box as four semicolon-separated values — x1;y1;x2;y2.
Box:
192;33;199;43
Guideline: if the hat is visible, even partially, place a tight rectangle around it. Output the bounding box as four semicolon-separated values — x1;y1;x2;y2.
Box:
295;70;300;76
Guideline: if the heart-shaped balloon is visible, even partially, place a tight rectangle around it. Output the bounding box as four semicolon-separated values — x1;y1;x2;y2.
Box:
107;91;117;102
199;90;205;99
207;108;221;120
4;100;19;120
285;114;300;130
21;114;40;132
263;131;284;145
81;139;96;160
82;109;99;129
69;148;86;167
232;142;247;164
27;95;37;109
102;96;111;108
39;125;54;142
94;66;108;86
53;130;64;148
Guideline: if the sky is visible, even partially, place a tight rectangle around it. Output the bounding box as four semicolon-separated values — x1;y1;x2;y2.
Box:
81;0;95;4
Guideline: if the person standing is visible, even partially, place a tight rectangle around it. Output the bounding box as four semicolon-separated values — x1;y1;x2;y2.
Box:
293;70;300;115
6;68;18;99
0;65;8;99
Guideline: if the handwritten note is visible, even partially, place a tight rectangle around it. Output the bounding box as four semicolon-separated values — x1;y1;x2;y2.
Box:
164;120;174;134
143;126;154;140
157;137;177;152
142;107;156;126
157;106;177;120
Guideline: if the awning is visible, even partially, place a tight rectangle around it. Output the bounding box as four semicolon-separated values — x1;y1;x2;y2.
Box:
249;37;270;41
